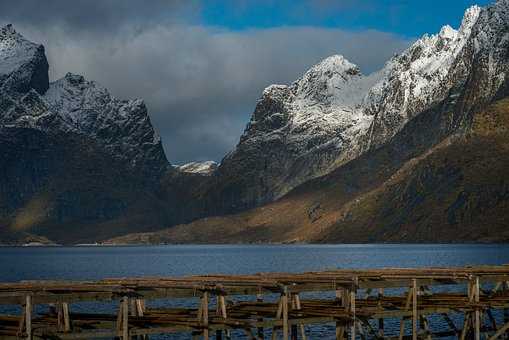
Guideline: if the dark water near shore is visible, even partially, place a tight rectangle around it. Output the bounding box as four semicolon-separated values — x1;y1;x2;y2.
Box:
1;244;509;338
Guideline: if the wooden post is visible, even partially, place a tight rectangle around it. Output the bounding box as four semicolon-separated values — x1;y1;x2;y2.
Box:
474;276;481;340
505;282;509;333
460;314;471;340
56;303;63;331
25;295;32;340
489;320;509;339
270;298;283;340
399;284;415;340
336;288;344;340
282;287;289;340
62;302;71;332
412;279;417;340
350;279;357;340
135;299;145;316
202;291;209;340
17;307;25;338
293;294;307;340
257;293;264;340
122;297;129;340
378;288;384;337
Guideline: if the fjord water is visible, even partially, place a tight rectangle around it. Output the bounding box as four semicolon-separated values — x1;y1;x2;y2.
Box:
2;244;509;282
2;244;509;339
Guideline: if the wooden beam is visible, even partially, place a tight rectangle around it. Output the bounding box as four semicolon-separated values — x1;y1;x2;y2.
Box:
63;302;71;332
474;276;480;340
257;293;264;340
488;319;509;340
121;296;129;340
25;295;32;340
270;298;283;340
136;299;145;317
460;314;471;340
378;288;384;338
202;291;209;340
17;306;25;338
350;283;356;340
399;285;414;340
282;287;289;340
412;279;417;340
441;313;459;336
336;288;344;340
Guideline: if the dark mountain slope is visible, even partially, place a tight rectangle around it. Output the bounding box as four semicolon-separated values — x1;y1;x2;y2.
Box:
107;98;509;244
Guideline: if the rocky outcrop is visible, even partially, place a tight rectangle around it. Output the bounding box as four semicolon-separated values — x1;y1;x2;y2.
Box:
0;24;49;96
0;25;168;178
203;0;509;216
206;55;379;212
0;25;172;244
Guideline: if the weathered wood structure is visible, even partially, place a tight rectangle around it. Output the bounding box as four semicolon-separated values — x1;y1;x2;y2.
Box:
1;265;509;339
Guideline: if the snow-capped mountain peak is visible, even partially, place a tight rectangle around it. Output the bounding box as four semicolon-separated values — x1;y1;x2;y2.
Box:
292;54;368;109
363;4;482;149
0;24;48;95
0;26;168;175
219;1;509;209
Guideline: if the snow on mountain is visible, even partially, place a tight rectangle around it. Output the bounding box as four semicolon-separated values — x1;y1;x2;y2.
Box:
364;5;482;149
216;1;509;211
43;73;167;172
176;161;218;175
0;24;48;96
0;26;168;175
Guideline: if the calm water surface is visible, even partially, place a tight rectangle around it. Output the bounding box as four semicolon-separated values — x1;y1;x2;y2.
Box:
1;244;508;338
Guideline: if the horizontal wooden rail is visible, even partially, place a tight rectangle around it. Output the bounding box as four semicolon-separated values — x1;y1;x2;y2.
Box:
1;265;509;339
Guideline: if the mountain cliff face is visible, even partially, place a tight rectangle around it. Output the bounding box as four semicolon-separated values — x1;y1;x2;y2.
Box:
108;94;509;245
109;0;509;244
2;0;509;244
0;25;172;244
211;55;379;210
203;1;509;215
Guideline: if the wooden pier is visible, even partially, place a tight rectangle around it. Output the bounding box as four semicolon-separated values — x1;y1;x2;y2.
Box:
2;265;509;339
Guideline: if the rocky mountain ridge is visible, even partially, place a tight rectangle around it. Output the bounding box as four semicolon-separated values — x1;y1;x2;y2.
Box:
202;1;509;216
0;25;168;177
0;24;172;244
2;0;509;244
110;0;509;244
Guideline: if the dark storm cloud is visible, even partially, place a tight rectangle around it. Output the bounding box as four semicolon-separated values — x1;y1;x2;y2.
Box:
0;0;199;34
0;2;411;164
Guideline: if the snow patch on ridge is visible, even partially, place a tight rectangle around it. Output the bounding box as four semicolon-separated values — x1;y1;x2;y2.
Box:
176;161;218;175
0;25;37;77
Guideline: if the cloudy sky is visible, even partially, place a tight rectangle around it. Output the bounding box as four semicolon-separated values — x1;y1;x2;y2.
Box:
0;0;490;164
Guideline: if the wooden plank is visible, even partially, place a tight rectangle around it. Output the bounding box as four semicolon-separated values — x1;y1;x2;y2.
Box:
282;287;289;340
121;296;129;340
25;295;31;340
0;266;509;339
378;288;384;338
256;293;264;340
412;279;417;340
488;319;509;340
202;291;209;340
474;276;480;340
350;285;356;340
